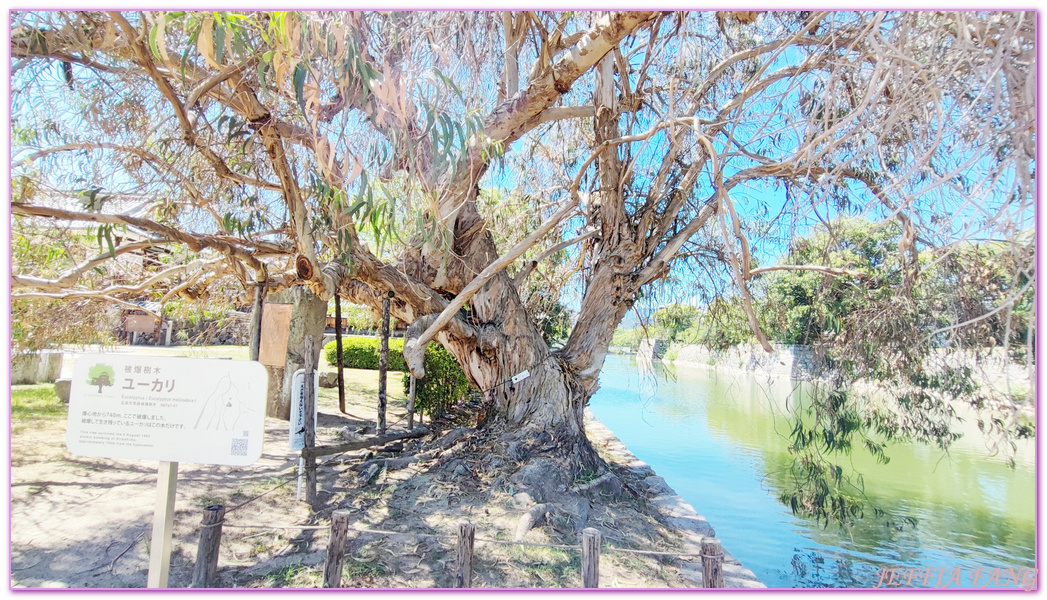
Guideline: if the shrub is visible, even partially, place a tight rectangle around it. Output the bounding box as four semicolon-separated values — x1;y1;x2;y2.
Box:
324;337;472;418
403;343;471;418
325;336;406;371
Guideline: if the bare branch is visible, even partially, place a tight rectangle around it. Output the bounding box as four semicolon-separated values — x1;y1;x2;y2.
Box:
12;239;176;292
185;58;256;109
749;265;867;278
513;228;598;288
11;203;264;273
12;258;221;302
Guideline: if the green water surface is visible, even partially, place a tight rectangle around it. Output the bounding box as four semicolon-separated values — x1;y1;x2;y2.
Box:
588;355;1036;588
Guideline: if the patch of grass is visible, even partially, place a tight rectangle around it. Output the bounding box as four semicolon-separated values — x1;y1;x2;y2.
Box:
194;494;225;509
261;564;319;588
342;556;386;580
572;467;600;488
11;384;66;434
508;544;580;588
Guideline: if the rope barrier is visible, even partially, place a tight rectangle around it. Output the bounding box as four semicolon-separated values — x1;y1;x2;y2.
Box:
221;524;327;531
474;537;575;551
209;516;710;557
224;442;365;515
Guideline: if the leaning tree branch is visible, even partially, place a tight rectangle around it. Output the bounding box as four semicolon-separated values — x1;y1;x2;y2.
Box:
11;203;265;273
12;258;222;301
484;11;661;147
12;239;176;292
749;265;866;278
715;190;773;353
185;57;256;110
402;194;585;378
512;228;598;288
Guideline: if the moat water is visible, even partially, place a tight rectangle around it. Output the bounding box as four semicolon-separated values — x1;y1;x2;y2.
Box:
588;354;1035;589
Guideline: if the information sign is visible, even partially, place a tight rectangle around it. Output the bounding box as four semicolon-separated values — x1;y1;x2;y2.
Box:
66;354;268;466
289;369;319;451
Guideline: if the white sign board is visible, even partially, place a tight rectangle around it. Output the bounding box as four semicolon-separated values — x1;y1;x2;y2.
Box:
289;369;319;451
66;354;268;466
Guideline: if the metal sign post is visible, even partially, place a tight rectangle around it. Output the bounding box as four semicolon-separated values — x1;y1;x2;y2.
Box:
289;368;318;502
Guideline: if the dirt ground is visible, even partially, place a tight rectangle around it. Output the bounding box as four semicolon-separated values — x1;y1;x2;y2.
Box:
10;347;763;589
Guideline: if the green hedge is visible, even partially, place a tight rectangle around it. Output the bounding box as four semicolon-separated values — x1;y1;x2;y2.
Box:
324;337;471;417
325;336;407;371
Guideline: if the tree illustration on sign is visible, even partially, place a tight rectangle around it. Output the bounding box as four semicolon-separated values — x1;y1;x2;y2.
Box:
87;364;115;393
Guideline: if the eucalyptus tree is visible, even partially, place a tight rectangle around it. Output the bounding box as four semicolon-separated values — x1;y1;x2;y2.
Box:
11;11;1034;486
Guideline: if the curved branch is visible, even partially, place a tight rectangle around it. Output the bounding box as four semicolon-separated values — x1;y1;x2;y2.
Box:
403;196;584;378
12;202;264;273
12;239;176;292
12;258;221;304
749;265;866;278
513;228;598;288
186;58;256;109
484;11;660;146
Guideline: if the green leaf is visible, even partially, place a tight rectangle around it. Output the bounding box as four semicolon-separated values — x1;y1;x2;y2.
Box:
148;20;163;61
103;227;116;258
213;24;226;64
293;62;308;115
258;51;273;89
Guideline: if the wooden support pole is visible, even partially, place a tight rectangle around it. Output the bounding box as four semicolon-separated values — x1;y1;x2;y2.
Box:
335;295;346;414
701;538;725;588
377;292;392;435
454;521;475;588
303;334;317;506
406;375;416;429
323;511;351;588
147;461;179;588
581;527;600;589
301;426;428;460
191;504;225;588
249;281;266;361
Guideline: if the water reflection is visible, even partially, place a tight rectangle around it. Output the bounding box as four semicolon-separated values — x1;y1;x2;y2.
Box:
589;355;1035;588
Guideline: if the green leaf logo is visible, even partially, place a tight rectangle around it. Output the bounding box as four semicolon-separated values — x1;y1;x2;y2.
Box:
87;363;116;393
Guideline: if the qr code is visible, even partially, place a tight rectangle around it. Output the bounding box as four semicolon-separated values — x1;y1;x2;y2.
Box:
230;438;249;456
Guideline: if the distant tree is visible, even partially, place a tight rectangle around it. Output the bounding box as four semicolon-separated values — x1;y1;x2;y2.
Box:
761;218;902;345
652;304;701;342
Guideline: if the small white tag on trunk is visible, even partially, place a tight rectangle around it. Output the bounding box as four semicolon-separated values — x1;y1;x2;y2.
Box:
511;370;530;384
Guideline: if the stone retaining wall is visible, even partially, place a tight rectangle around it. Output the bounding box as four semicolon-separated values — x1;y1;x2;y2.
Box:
11;351;64;384
670;343;825;381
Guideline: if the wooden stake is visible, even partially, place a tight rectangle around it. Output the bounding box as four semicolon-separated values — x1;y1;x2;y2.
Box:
147;461;178;588
249;281;266;361
323;511;351;588
701;538;725;588
303;334;317;506
335;295;345;414
581;527;601;588
377;292;392;435
406;375;416;429
191;504;225;588
454;521;475;588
